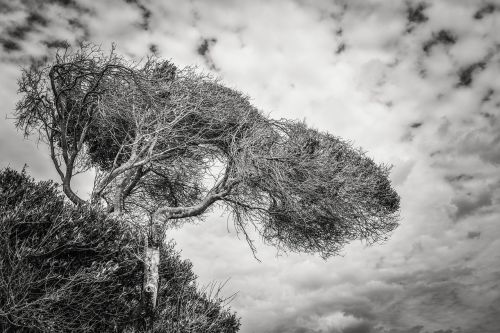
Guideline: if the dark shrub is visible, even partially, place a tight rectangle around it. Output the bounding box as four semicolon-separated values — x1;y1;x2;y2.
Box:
0;168;239;332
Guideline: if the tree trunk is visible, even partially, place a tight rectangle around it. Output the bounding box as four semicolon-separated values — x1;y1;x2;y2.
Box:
142;219;165;328
143;244;160;315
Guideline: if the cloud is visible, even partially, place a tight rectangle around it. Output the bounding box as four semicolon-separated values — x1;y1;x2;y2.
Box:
0;0;89;61
122;0;152;30
467;231;480;239
451;190;493;220
197;37;218;70
297;312;366;333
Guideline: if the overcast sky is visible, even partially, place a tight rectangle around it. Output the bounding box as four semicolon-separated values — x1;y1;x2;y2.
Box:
1;1;500;332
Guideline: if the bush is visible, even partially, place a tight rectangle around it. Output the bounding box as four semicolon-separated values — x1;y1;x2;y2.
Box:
0;168;239;332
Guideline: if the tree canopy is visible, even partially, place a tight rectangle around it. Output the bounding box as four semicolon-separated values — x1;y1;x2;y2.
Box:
0;168;240;332
15;43;400;258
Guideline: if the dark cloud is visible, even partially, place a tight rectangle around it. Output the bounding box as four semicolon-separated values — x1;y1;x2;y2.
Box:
406;2;428;24
456;61;487;87
473;3;496;20
149;43;158;55
445;174;474;185
26;11;48;26
405;2;428;32
4;10;50;43
0;0;89;57
47;0;77;7
451;191;493;220
336;42;346;54
344;304;376;322
0;1;13;13
343;321;372;333
43;39;70;49
481;89;494;103
260;265;482;333
197;37;218;70
1;39;21;52
467;231;481;239
267;324;311;333
422;30;457;54
197;37;217;56
354;266;491;332
374;326;424;333
67;17;84;29
137;4;151;30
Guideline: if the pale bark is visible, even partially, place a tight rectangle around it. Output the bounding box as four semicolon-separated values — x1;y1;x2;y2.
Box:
143;244;160;314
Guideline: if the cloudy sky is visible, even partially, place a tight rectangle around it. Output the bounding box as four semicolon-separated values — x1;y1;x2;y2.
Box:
1;0;500;332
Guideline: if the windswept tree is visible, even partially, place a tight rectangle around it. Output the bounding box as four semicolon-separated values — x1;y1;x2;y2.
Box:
15;44;400;319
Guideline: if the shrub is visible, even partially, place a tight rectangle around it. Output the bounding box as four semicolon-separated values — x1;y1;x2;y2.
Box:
0;168;239;332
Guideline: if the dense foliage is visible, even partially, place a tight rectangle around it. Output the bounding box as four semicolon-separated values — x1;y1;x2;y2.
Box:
0;168;240;332
15;44;400;258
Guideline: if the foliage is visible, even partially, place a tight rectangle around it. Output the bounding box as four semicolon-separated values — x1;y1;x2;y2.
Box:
0;168;240;332
16;45;399;257
14;43;400;258
228;121;399;257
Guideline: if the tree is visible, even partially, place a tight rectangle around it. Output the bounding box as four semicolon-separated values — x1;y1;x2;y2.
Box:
15;43;400;320
0;167;240;332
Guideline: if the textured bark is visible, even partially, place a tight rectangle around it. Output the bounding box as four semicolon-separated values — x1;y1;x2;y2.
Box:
143;246;160;314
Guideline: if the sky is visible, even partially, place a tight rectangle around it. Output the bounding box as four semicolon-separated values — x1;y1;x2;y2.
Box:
1;0;499;332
